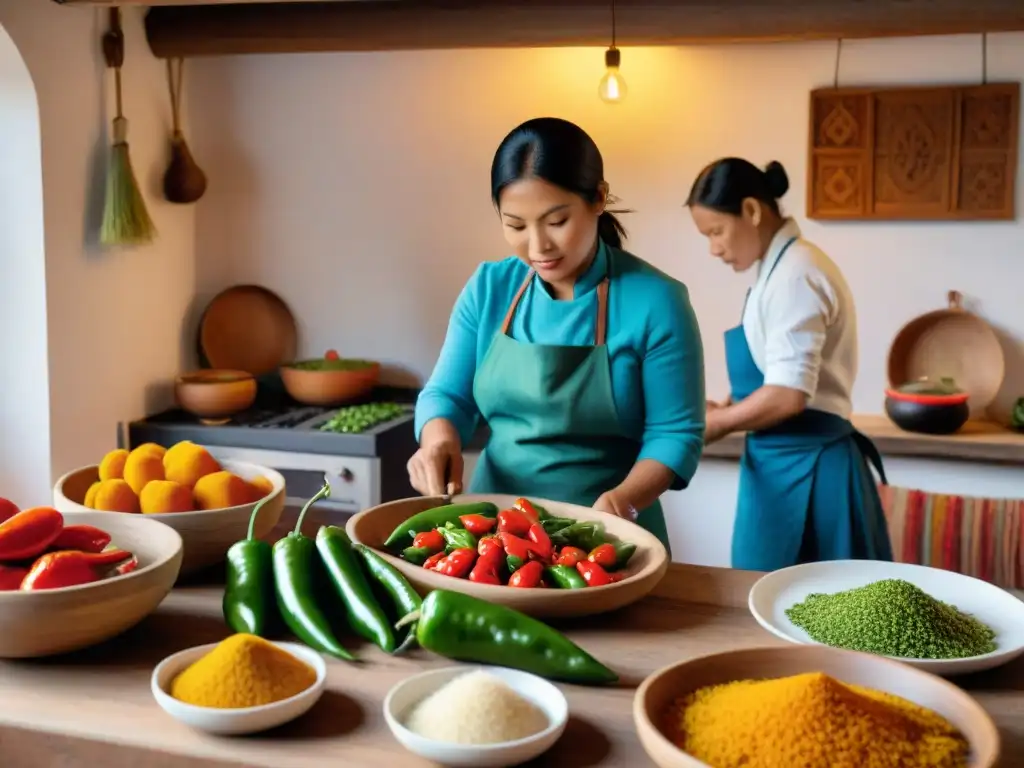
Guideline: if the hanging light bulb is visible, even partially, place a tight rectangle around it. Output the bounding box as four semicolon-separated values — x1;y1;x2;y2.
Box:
598;46;627;104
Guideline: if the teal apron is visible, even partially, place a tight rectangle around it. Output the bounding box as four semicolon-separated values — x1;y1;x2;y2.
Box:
470;266;672;556
726;237;893;571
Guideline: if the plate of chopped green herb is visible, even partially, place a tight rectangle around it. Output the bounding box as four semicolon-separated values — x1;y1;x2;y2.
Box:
748;560;1024;675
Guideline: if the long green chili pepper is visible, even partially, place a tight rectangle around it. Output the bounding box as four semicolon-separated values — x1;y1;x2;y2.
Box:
354;543;422;653
273;479;355;661
383;501;498;549
401;545;432;565
611;541;637;570
316;525;395;653
545;564;587;589
222;495;278;636
396;589;617;685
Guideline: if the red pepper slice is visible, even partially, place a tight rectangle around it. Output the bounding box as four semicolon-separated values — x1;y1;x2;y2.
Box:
0;498;19;526
459;514;496;536
50;524;113;554
508;560;544;588
468;546;503;585
496;508;532;537
478;535;503;559
20;549;134;591
423;552;446;571
116;557;139;576
576;560;613;587
555;546;587;567
412;529;445;553
513;498;540;521
437;547;477;578
0;564;28;591
588;543;617;569
0;507;64;562
525;522;553;562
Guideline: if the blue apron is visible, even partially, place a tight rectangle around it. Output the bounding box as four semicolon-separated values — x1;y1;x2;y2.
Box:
726;237;894;571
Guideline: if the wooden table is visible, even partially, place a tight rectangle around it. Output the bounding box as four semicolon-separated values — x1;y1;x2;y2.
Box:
2;564;1022;767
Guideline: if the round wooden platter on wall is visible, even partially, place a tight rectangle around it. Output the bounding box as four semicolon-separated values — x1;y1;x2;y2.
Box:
198;285;299;377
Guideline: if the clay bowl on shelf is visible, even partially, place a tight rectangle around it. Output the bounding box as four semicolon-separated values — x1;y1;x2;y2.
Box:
279;357;381;406
633;645;1000;768
885;376;971;435
174;369;257;424
53;459;285;576
346;493;669;619
0;510;183;658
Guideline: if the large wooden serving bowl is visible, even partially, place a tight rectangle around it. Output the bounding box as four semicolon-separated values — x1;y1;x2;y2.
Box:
53;459;285;576
0;510;183;658
633;645;1000;768
346;493;669;619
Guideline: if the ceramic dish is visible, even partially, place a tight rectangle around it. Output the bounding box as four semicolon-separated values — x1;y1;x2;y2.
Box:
346;493;669;618
633;645;999;768
748;559;1024;675
383;665;568;767
152;641;326;735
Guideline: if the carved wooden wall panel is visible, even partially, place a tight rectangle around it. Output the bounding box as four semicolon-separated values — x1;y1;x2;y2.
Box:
807;83;1019;221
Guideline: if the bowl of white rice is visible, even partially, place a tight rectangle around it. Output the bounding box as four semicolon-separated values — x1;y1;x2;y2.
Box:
383;666;569;767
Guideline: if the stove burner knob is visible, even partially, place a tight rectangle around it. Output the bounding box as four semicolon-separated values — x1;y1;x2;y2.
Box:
338;468;354;483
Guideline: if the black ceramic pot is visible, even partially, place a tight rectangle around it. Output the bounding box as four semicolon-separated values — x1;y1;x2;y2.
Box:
884;377;970;435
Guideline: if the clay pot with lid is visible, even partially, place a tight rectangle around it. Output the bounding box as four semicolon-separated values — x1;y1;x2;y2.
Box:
884;377;970;435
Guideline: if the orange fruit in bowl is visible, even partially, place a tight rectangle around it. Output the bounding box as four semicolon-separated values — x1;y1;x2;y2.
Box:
193;471;257;511
140;480;195;514
248;475;275;500
134;442;167;461
98;449;129;481
123;447;166;495
83;481;101;509
164;442;221;488
92;479;140;513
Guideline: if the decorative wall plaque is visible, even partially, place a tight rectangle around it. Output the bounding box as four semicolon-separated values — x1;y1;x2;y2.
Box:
808;83;1019;221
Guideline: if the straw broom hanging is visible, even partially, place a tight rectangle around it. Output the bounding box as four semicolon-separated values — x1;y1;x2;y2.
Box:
100;7;156;247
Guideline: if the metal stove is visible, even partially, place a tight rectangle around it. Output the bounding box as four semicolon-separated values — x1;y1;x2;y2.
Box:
122;387;420;514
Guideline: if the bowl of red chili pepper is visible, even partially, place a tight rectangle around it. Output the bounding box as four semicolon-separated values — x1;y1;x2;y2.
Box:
0;506;183;658
346;494;669;619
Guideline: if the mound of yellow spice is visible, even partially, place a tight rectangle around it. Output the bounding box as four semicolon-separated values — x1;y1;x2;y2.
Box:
170;634;317;709
668;672;968;768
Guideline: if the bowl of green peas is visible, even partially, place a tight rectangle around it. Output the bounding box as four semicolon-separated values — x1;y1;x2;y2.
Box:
280;349;381;406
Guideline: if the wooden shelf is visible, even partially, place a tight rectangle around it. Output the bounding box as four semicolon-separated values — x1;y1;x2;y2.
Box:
122;0;1024;59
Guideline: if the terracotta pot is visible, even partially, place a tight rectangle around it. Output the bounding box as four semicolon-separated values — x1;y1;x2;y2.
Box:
885;376;970;435
174;369;256;422
279;360;381;406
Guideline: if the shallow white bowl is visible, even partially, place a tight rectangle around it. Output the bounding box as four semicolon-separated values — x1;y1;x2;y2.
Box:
151;641;326;735
383;665;569;767
748;559;1024;676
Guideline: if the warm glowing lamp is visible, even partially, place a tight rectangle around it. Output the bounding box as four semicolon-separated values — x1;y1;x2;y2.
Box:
598;47;626;104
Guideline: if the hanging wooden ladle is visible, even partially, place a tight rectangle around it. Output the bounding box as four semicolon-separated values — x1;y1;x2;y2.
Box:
162;58;207;204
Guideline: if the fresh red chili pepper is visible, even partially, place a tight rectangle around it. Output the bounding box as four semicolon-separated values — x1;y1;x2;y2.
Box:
576;560;613;587
468;547;503;585
606;571;625;584
0;507;64;562
412;529;445;553
0;498;19;525
496;508;532;537
508;560;544;588
437;547;477;578
116;557;139;575
50;524;112;554
526;522;553;562
0;564;28;591
21;549;134;591
499;532;533;561
423;552;446;571
513;497;540;521
588;543;617;569
459;514;496;536
555;546;587;567
478;535;503;559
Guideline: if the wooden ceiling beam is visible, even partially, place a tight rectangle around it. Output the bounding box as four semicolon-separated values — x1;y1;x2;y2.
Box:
139;0;1024;59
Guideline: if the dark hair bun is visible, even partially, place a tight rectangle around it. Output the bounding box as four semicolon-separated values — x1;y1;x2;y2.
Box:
763;161;789;199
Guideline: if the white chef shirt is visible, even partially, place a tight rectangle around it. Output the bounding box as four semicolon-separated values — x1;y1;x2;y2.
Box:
741;218;857;419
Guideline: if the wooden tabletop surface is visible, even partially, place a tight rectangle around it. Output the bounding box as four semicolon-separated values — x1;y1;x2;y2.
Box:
1;562;1022;767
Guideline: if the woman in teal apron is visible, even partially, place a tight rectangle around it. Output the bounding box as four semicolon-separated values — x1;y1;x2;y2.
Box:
686;157;893;571
408;117;706;556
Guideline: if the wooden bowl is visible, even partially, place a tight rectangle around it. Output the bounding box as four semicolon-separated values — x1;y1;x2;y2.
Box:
174;369;257;423
53;459;285;576
633;645;1000;768
198;285;298;376
0;510;183;658
279;360;381;406
346;493;669;619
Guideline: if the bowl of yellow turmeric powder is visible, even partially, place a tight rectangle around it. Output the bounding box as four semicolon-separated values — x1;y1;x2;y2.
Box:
633;645;999;768
152;634;327;735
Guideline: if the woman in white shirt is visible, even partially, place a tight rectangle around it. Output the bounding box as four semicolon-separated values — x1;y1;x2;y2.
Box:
687;157;893;571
